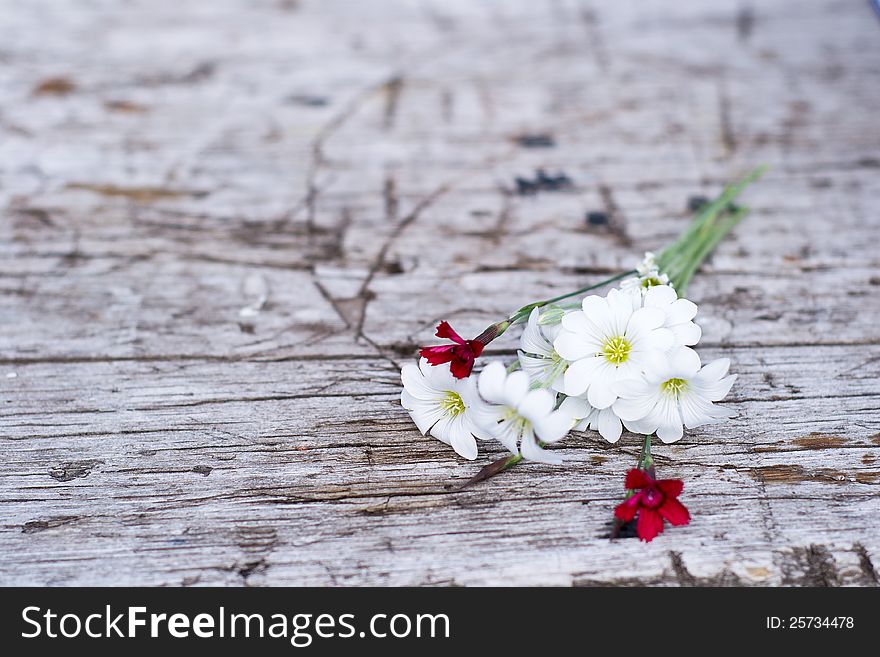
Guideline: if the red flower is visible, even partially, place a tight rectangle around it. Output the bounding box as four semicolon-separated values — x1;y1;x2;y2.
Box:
614;469;690;543
419;321;485;379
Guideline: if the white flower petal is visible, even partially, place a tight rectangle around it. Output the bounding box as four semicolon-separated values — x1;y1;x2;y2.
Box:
401;392;443;435
428;414;454;445
518;351;554;386
493;420;521;455
613;393;657;422
503;370;530;406
644;284;678;308
517;388;555;421
666;298;699;325
447;416;479;460
520;427;563;465
626;307;665;337
554;327;597;361
587;365;618;409
519;308;554;357
655;398;684;443
671;321;702;346
559;395;592;421
533;409;572;443
623;416;657;435
597;408;623;443
478;361;508;404
401;362;437;400
563;356;603;396
669;347;702;377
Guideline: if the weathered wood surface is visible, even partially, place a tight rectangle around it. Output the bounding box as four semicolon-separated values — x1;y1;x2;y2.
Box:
1;0;879;586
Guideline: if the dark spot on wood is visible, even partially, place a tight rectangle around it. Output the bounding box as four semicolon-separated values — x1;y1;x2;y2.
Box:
66;183;207;202
871;433;880;445
284;93;329;107
862;453;876;464
387;341;418;356
869;277;880;286
238;322;255;334
809;177;832;189
11;206;54;228
383;175;398;221
590;455;607;465
179;61;216;84
139;449;157;457
586;211;608;225
514;133;555;148
48;460;104;482
192;465;213;476
854;544;879;584
855;472;879;484
752;464;848;484
782;545;840;586
382;260;404;274
792;433;846;449
514;169;573;195
687;195;709;212
22;516;80;534
856;157;880;168
382;75;404;129
32;76;76;96
736;7;755;42
596;184;632;246
237;558;269;579
104;99;148;113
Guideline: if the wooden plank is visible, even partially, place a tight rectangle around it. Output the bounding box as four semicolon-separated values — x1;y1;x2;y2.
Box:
1;0;878;585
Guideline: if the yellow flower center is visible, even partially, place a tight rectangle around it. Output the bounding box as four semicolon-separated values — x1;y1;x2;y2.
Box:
440;391;465;416
641;276;664;289
661;378;688;398
502;407;531;432
602;336;632;365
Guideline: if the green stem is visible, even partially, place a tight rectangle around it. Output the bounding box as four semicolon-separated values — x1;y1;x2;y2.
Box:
638;435;654;471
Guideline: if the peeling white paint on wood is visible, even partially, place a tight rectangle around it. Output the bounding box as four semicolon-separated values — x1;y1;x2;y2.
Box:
1;0;879;586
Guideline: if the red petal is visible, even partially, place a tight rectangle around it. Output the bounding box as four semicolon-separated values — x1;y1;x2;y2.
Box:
449;355;474;379
434;321;465;345
624;469;653;491
614;493;641;522
656;478;684;499
467;339;485;358
419;345;455;365
636;508;665;543
658;497;690;527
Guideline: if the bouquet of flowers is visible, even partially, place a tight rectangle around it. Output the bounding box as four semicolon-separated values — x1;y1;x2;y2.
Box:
399;168;763;542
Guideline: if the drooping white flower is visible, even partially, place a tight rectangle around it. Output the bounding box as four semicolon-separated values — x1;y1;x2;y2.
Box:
559;395;626;444
554;288;674;410
621;251;672;294
641;284;702;347
613;348;737;443
517;307;568;392
401;359;492;460
477;361;573;464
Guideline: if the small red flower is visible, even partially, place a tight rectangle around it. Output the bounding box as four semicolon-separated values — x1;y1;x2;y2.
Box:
419;321;485;379
614;469;690;543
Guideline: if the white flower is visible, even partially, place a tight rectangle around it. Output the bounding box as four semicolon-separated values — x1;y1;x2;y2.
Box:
517;307;568;392
641;284;701;347
401;359;492;460
613;348;737;443
621;251;672;294
554;288;674;409
559;395;626;444
477;361;572;464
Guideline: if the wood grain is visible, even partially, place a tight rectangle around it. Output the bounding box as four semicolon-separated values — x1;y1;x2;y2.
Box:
1;0;878;586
